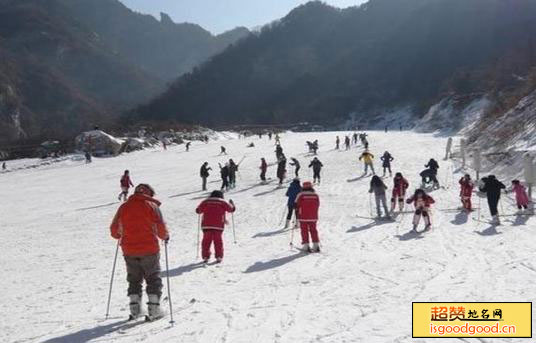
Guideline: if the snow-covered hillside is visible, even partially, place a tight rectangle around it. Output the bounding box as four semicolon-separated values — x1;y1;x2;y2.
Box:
2;131;534;343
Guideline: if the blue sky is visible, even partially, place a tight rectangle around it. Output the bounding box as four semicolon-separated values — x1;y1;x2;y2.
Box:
119;0;367;34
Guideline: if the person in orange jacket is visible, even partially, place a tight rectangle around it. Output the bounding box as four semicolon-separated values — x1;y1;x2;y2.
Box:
295;181;321;253
196;190;236;263
110;183;169;321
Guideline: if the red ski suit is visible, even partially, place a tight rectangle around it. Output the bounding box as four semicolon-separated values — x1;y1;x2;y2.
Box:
196;198;235;260
459;178;474;210
406;194;435;227
120;175;134;189
295;190;320;244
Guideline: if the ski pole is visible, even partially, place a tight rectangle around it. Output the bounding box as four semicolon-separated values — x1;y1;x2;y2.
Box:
105;240;120;320
289;224;295;249
196;214;201;259
231;213;237;244
164;241;175;325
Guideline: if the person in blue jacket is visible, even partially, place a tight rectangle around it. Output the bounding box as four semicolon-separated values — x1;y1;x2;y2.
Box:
285;178;302;228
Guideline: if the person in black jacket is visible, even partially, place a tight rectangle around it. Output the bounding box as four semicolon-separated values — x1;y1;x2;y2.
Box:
228;159;238;189
424;158;440;189
277;154;287;185
290;158;301;177
479;175;506;224
380;151;394;177
309;157;324;184
200;162;211;191
219;163;230;191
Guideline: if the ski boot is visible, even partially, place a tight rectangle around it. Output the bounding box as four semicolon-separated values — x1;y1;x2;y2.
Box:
215;258;223;264
423;224;432;232
128;294;142;320
412;224;418;233
301;243;312;253
146;294;164;322
284;219;291;229
311;242;321;253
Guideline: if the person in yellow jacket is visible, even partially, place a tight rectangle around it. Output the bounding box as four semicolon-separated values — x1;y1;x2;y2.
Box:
359;150;376;175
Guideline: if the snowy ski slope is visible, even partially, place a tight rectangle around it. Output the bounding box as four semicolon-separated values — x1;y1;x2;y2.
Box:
1;131;534;343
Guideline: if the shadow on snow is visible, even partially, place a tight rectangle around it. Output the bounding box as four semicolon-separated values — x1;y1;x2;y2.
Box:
165;262;206;278
42;319;145;343
244;253;306;273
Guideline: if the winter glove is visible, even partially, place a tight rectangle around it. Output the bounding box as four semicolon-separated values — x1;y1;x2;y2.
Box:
229;199;235;206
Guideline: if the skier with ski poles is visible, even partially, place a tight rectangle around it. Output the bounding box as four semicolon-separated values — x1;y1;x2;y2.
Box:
109;183;169;321
195;190;235;263
295;181;321;253
260;158;268;182
459;174;474;212
359;150;375;175
277;154;287;186
118;170;134;202
290;158;301;177
479;175;506;224
285;178;302;228
309;157;323;184
424;158;440;189
369;175;390;219
406;188;435;232
391;172;409;213
219;163;230;191
510;180;530;213
228;159;238;189
380;151;394;177
200;162;211;191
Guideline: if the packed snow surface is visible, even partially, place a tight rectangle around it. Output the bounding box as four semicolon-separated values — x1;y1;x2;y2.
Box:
2;131;534;343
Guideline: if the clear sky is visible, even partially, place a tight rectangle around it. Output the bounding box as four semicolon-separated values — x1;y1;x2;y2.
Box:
119;0;367;34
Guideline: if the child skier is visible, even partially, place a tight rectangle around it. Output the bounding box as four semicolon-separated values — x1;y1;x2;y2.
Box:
359;151;375;175
380;151;394;177
220;146;227;155
228;159;238;189
309;157;323;184
344;136;351;150
277;154;287;185
459;174;474;211
285;178;302;228
260;158;268;182
336;136;340;150
195;191;235;263
369;175;390;218
391;172;409;212
406;189;435;232
219;163;230;191
118;170;134;202
511;180;530;212
290;158;301;177
200;162;211;191
110;184;169;321
295;181;321;253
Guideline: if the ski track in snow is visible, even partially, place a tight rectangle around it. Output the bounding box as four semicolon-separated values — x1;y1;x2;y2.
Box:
1;131;534;343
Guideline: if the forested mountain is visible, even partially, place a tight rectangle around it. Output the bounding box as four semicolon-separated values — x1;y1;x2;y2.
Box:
0;0;249;145
131;0;536;127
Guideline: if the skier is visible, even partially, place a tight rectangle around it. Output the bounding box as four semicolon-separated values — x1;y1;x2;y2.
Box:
285;178;302;228
510;180;530;212
422;158;440;189
290;158;301;177
275;133;281;145
369;175;390;218
85;151;92;163
344;136;351;150
406;189;435;232
363;139;369;150
312;140;319;155
309;157;323;184
200;162;211;191
195;191;235;263
186;142;191;152
259;158;268;182
110;183;169;321
352;133;358;145
220;146;227;155
275;144;284;160
335;136;340;150
380;151;394;177
391;172;409;212
479;175;506;224
219;163;230;191
268;132;273;140
276;154;287;185
118;170;134;202
459;174;474;211
359;151;375;175
228;159;238;189
295;181;321;253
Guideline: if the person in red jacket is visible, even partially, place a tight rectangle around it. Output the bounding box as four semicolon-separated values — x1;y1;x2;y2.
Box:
118;170;134;202
406;189;435;232
110;183;169;321
390;172;409;213
196;191;236;263
459;174;474;211
295;181;321;252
